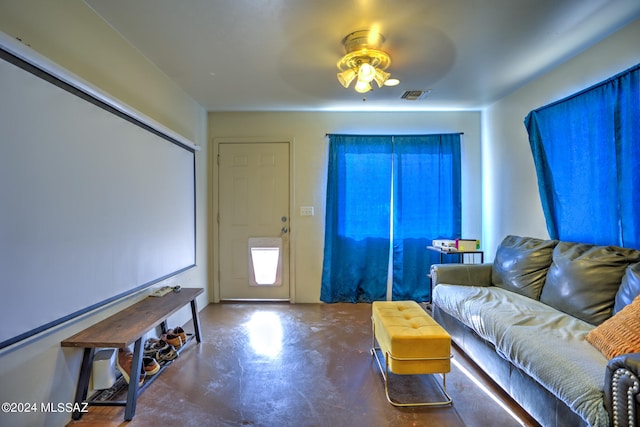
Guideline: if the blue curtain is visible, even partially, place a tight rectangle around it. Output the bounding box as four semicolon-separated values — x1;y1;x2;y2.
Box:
524;64;640;248
320;135;392;303
392;134;461;300
321;134;462;303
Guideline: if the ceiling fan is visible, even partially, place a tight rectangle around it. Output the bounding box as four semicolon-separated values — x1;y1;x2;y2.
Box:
336;29;399;93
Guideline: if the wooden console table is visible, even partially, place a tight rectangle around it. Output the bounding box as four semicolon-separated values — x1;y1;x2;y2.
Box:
61;287;203;421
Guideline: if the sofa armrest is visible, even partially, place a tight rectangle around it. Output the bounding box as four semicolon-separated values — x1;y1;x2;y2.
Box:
430;263;493;287
605;353;640;427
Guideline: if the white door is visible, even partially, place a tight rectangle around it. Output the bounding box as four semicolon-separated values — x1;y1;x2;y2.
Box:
218;142;290;300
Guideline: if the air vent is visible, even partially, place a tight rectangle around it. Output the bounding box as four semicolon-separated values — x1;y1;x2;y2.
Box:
401;90;431;101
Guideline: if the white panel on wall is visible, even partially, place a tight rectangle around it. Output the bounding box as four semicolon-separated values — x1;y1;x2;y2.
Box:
0;37;196;349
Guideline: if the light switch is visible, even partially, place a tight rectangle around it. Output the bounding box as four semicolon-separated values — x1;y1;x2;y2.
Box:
300;206;314;216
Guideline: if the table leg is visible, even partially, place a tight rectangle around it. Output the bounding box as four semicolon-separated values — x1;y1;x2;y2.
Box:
124;339;143;421
71;347;94;420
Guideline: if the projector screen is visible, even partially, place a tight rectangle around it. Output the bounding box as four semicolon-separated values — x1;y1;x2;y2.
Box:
0;38;196;349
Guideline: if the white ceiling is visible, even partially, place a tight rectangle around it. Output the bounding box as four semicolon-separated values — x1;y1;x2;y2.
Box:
84;0;640;112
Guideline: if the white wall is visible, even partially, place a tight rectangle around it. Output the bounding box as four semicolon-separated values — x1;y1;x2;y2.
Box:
0;1;208;426
482;18;640;260
210;111;482;303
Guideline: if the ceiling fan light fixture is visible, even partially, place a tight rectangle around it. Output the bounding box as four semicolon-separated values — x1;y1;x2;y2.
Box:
373;68;391;88
336;30;396;93
354;79;372;93
357;63;376;83
337;69;357;88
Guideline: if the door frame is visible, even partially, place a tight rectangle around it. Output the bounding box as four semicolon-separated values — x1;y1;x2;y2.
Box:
212;137;296;303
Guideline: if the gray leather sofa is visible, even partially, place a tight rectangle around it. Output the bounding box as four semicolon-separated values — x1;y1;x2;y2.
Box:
431;235;640;427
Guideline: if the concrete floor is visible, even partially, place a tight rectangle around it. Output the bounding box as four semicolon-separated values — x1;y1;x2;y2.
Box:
68;302;539;427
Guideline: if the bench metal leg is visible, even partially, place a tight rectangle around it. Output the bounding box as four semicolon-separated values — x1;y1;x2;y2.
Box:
190;298;202;343
371;318;453;407
124;338;144;421
71;348;95;420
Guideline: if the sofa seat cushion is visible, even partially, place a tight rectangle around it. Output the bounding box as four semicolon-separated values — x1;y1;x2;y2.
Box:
433;284;610;427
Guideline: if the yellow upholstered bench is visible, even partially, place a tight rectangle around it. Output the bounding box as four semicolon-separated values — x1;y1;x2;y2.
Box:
371;300;452;407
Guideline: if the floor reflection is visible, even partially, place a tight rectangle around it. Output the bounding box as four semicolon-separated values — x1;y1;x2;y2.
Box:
245;311;283;358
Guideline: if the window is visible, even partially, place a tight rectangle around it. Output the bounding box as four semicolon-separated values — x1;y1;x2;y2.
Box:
525;63;640;247
321;134;461;303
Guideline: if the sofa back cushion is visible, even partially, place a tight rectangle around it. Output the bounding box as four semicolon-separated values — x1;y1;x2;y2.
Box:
492;235;558;300
614;263;640;314
540;242;640;325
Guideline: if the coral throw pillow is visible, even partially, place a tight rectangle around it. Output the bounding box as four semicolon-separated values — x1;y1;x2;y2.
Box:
586;294;640;359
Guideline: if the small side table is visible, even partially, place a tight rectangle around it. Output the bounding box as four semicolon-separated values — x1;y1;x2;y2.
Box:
427;246;484;264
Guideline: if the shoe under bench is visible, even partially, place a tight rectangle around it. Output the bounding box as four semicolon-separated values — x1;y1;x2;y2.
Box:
61;287;204;421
